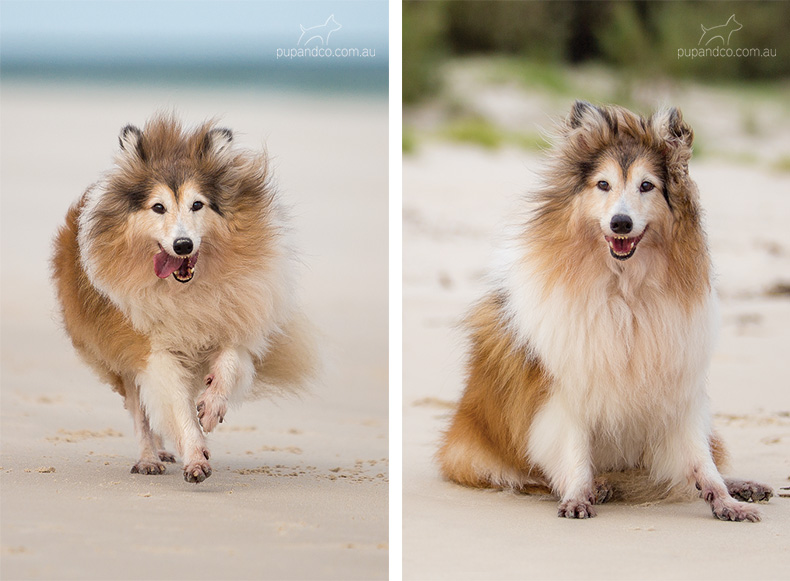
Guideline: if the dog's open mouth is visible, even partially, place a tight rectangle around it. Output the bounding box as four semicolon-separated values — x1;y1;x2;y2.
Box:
604;227;647;261
153;245;199;283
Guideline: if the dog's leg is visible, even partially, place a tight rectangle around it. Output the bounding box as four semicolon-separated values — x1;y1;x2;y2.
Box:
654;413;762;522
197;347;254;433
528;398;597;518
123;378;167;475
694;463;761;522
153;433;176;464
137;350;212;483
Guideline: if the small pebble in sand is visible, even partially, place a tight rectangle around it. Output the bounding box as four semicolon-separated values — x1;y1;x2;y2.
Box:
37;467;56;473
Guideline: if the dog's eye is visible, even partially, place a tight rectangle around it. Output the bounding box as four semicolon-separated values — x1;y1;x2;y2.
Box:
191;201;204;212
640;181;655;193
152;203;166;214
597;181;610;191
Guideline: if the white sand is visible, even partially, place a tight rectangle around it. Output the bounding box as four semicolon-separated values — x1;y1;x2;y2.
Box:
403;143;790;580
0;82;388;580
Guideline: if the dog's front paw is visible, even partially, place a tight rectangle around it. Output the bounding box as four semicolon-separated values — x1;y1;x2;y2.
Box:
131;460;166;475
558;498;597;519
726;479;773;503
183;453;212;484
710;497;761;522
196;383;228;433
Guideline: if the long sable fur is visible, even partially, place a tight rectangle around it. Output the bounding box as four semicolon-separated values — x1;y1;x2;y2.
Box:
52;114;315;482
438;102;735;507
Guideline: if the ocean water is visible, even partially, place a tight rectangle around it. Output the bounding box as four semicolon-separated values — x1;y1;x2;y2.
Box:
0;60;388;97
0;0;388;96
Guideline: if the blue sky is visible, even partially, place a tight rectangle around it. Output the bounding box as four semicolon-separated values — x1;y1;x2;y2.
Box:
0;0;388;65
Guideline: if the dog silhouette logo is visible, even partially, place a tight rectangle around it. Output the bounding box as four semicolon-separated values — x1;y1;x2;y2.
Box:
698;14;742;46
297;15;342;47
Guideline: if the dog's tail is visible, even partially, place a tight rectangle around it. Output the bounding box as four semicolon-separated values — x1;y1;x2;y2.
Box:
249;312;320;398
598;470;699;504
600;434;730;504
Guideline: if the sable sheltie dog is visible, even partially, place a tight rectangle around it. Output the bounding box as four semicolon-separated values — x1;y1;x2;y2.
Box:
52;115;314;483
438;102;773;520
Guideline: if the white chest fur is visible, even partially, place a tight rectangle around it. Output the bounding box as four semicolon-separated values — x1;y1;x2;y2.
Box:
500;246;718;437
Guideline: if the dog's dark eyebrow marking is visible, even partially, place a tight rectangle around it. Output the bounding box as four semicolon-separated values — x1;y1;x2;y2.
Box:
124;183;152;211
161;165;191;201
166;178;181;201
578;160;595;180
616;142;641;179
196;173;226;216
577;148;604;182
619;156;634;181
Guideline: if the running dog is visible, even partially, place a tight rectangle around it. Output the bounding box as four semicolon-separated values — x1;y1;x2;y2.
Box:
52;114;315;483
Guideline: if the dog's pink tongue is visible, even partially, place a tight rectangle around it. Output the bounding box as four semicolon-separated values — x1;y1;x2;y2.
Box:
153;249;183;279
612;238;632;254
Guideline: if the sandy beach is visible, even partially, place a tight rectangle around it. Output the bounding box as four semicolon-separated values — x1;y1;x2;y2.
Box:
0;81;388;580
403;140;790;580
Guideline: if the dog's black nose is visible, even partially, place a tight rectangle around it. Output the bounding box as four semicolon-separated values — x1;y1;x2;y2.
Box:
173;238;193;256
610;214;633;235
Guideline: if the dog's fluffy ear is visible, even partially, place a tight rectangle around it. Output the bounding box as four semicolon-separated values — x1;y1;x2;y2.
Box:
118;124;145;161
565;100;615;154
568;100;598;129
652;108;694;200
569;100;621;132
652;107;694;183
652;107;694;149
199;127;234;158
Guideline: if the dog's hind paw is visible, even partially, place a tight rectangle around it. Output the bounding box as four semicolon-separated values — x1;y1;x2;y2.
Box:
131;460;166;475
726;479;773;503
593;477;614;504
158;450;177;463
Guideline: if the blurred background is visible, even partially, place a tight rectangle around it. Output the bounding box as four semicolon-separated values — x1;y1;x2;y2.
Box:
402;2;790;579
1;2;388;580
403;0;790;166
2;0;387;91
